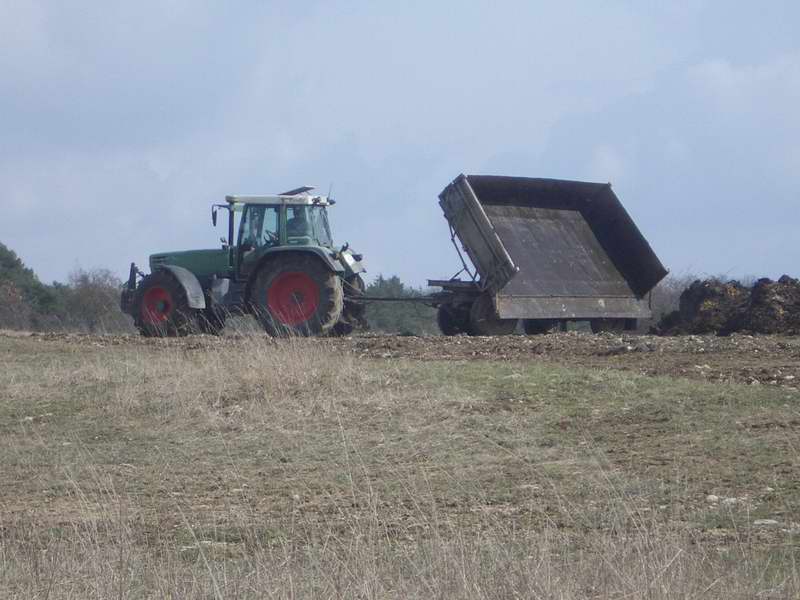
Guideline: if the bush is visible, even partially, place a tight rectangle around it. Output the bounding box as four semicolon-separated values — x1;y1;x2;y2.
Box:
63;268;133;333
0;281;32;330
364;275;437;335
0;241;133;333
635;273;697;332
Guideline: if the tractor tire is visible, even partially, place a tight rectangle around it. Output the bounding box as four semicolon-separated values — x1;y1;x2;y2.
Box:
331;274;367;337
524;319;561;335
331;321;354;336
251;254;343;337
134;270;199;337
590;318;630;334
198;308;226;335
468;293;518;336
437;304;470;336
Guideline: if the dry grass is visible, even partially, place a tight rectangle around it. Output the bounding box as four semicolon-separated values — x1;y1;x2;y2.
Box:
0;332;798;598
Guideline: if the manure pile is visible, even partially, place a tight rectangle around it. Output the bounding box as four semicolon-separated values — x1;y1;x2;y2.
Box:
656;275;800;335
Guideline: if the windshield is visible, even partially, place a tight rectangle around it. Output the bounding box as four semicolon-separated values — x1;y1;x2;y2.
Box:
286;205;333;247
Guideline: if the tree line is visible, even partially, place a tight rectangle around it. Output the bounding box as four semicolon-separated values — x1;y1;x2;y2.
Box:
0;242;132;333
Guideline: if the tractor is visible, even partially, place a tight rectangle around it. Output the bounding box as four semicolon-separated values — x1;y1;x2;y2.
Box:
120;187;366;337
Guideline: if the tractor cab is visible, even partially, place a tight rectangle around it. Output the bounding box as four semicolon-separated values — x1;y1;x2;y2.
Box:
219;193;337;279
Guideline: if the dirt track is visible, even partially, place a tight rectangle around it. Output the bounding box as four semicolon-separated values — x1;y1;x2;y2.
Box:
18;330;800;389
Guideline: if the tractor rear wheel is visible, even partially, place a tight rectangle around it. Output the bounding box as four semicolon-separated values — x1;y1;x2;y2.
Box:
251;254;343;337
134;270;198;337
468;294;518;336
332;274;367;336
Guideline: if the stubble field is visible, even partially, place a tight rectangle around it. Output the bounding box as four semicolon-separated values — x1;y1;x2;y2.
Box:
1;330;799;598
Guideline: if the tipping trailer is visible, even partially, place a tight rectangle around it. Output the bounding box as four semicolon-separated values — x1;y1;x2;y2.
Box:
428;174;668;335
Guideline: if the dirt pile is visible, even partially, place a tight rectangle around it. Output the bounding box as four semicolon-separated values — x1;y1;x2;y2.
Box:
656;275;800;335
734;276;800;334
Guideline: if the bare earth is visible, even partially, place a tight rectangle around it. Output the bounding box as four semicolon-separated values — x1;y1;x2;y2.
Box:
26;328;800;387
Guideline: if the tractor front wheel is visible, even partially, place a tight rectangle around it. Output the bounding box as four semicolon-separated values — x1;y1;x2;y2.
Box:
134;270;198;337
251;255;343;337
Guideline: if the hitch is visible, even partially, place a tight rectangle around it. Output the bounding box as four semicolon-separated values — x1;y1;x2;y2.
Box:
121;262;146;316
127;262;145;290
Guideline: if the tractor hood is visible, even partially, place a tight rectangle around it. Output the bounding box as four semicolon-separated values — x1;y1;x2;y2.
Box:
149;248;230;281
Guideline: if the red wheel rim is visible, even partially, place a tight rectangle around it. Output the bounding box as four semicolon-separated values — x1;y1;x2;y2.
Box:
142;286;173;324
267;272;320;325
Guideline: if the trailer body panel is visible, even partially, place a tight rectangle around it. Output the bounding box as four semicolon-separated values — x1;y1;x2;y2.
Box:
494;295;651;320
438;174;667;321
438;175;518;293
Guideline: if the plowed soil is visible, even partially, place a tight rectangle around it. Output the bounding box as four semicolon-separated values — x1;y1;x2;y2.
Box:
19;329;800;389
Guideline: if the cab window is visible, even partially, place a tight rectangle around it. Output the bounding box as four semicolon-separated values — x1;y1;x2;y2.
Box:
286;206;313;243
286;206;332;247
239;206;280;248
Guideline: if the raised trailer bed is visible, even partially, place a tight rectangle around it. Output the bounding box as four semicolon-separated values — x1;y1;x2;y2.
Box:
429;174;668;335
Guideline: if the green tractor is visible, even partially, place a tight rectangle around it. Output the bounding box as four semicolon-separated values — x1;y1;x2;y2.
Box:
121;187;366;337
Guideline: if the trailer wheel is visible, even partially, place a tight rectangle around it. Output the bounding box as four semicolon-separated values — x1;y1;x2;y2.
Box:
468;294;518;336
437;304;470;336
134;270;198;337
590;318;635;334
524;319;561;335
251;254;343;337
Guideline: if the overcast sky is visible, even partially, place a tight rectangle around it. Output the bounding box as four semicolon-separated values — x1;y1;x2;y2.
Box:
1;1;798;286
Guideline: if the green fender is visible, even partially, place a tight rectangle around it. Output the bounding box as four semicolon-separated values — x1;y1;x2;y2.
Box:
158;265;207;309
256;246;344;274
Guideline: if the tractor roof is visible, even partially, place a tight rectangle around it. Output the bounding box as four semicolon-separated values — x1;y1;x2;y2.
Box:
225;186;332;207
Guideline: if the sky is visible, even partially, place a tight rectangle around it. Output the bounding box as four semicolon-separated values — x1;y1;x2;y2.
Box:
1;1;798;287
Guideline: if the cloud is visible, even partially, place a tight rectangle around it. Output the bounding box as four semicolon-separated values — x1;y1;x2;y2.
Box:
689;54;800;118
537;49;800;279
0;1;49;74
1;2;799;286
587;145;627;183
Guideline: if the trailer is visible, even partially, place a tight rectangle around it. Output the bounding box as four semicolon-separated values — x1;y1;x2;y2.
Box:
427;174;668;336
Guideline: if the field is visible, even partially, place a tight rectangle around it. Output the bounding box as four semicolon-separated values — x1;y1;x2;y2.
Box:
1;330;799;598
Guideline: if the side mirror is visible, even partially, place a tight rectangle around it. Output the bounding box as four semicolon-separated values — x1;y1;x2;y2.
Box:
212;206;218;227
